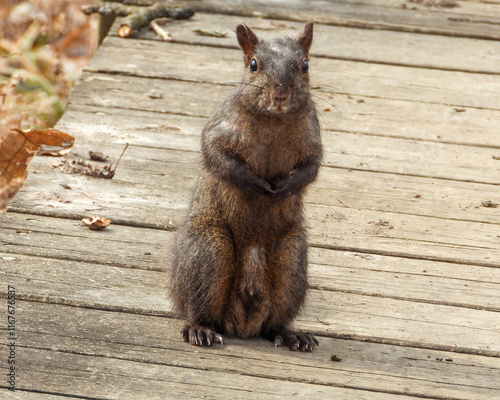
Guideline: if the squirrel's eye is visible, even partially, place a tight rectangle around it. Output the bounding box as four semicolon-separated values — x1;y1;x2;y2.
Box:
302;59;309;73
250;58;258;72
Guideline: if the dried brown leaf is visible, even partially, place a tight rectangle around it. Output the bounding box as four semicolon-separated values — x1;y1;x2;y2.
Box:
0;128;75;213
81;215;112;230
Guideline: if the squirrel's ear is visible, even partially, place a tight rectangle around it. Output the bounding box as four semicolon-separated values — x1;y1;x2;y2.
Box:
298;22;314;55
236;24;259;65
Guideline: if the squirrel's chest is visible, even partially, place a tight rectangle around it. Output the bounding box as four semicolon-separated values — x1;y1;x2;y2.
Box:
240;127;305;178
248;144;295;177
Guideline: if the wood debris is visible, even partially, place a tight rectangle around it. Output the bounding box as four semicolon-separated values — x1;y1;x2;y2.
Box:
150;19;172;42
53;143;128;179
192;28;228;38
481;200;498;208
82;2;194;38
52;157;116;179
407;0;459;8
89;151;109;162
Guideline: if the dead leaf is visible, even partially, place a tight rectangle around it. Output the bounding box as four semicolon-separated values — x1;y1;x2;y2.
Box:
81;215;112;230
0;128;75;213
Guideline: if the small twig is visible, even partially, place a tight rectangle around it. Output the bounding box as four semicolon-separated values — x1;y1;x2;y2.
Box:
192;28;229;38
336;198;349;208
109;143;129;174
150;19;172;41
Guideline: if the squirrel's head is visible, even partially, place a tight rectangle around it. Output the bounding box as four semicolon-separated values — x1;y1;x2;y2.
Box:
235;22;314;115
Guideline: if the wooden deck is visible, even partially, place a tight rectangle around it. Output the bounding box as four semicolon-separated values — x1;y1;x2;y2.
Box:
2;1;500;398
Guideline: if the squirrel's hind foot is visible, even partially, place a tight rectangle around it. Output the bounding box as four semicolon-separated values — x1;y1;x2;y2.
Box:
182;324;224;347
273;330;318;352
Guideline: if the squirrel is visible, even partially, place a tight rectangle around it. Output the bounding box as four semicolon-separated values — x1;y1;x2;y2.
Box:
169;22;323;351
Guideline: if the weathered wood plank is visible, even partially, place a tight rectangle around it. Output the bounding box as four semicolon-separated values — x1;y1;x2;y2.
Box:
325;94;500;148
307;203;500;267
311;168;500;225
2;246;499;317
0;392;81;400
10;126;500;227
12;153;500;228
0;213;170;270
304;290;499;355
1;216;499;354
0;253;172;315
0;348;436;400
87;36;500;111
6;145;500;266
320;132;500;184
63;87;500;150
323;0;500;18
128;0;500;20
113;12;500;74
309;252;500;312
67;73;500;183
9;300;500;399
168;0;500;40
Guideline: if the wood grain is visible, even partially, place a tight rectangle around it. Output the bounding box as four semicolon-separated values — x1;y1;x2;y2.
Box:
172;0;500;40
110;12;500;74
4;300;499;399
2;2;500;398
1;215;499;354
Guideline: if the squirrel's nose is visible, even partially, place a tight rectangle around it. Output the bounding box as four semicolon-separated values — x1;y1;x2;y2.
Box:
274;90;289;103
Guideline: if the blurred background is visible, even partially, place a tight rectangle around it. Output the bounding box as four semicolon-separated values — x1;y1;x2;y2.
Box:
0;0;99;135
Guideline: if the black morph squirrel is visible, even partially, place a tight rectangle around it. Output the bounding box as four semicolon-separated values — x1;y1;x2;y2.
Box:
170;22;322;351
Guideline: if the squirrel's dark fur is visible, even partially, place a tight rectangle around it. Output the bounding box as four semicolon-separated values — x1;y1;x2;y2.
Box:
169;22;323;351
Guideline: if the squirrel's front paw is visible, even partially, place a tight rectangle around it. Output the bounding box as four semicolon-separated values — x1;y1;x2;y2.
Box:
181;325;224;347
274;330;318;352
269;170;299;200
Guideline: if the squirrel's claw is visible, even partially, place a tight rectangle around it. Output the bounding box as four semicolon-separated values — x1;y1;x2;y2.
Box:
214;334;224;345
181;325;224;347
273;330;318;352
